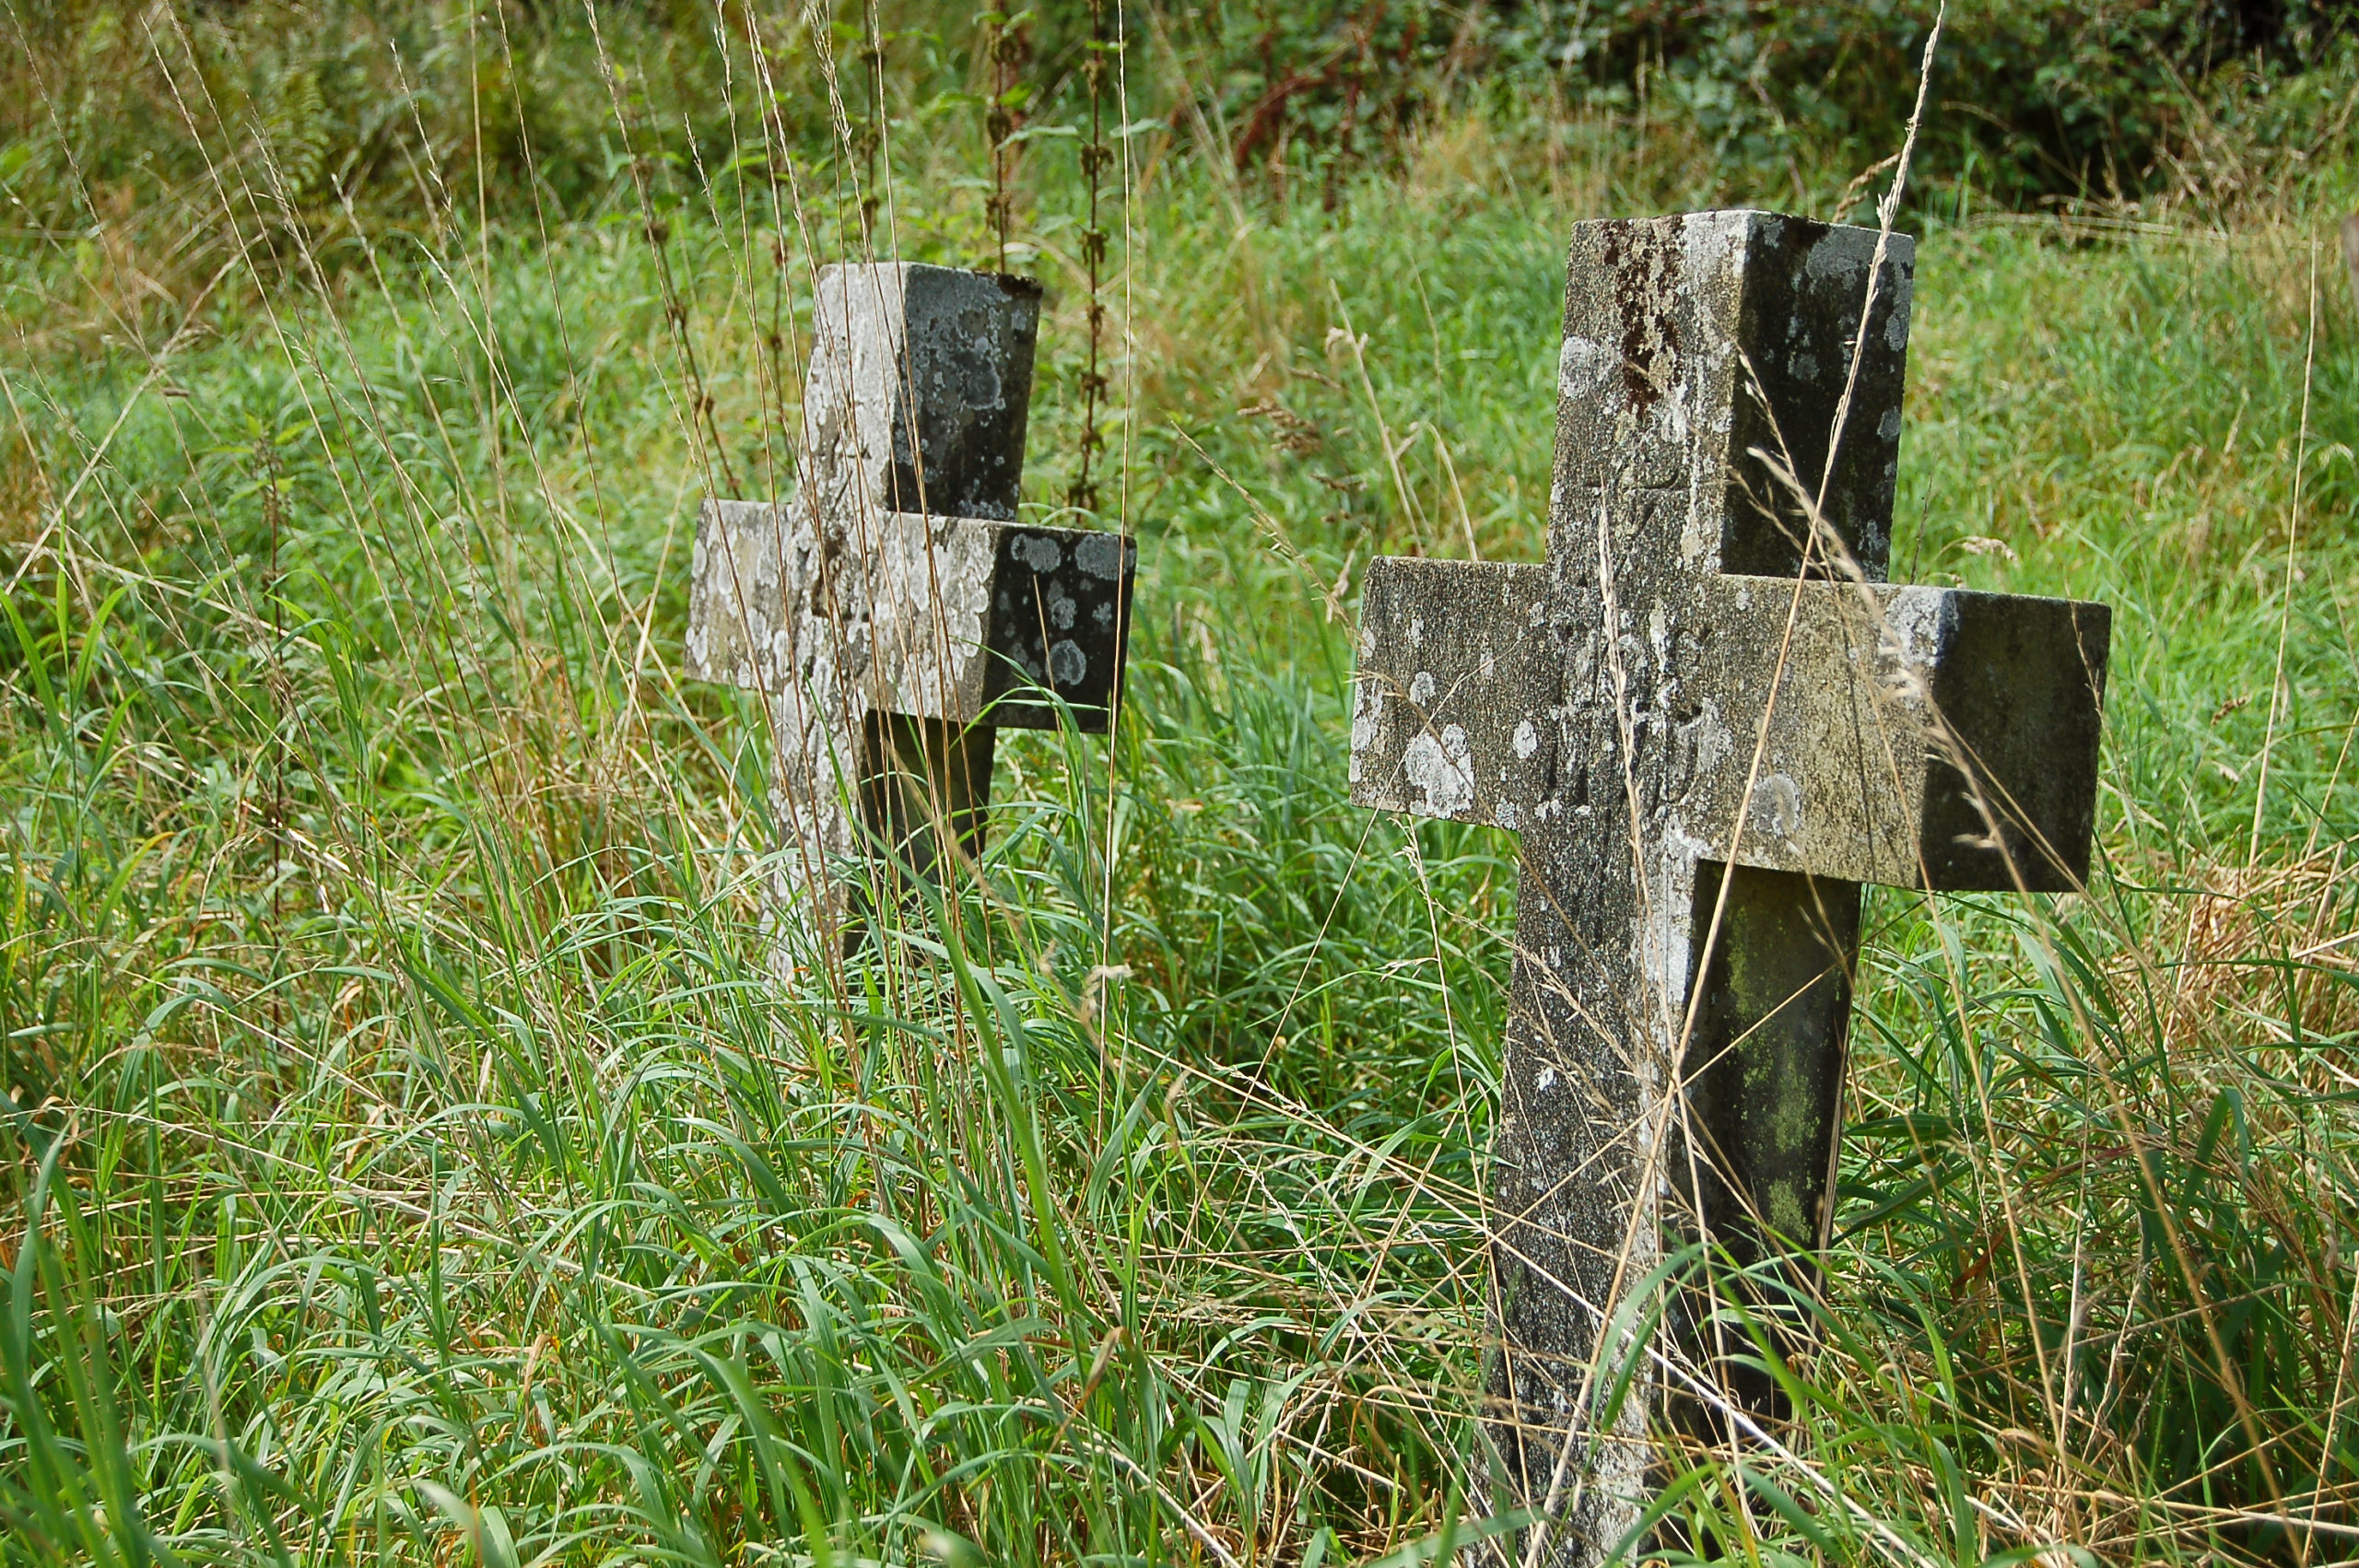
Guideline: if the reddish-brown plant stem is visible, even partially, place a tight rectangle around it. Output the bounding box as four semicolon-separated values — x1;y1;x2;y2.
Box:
1069;0;1109;511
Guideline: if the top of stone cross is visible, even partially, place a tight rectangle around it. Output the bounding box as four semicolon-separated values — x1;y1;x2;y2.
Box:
1551;211;1912;585
799;262;1042;527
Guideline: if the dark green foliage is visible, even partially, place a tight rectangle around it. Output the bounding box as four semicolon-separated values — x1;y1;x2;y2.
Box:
5;0;2353;272
1133;0;2354;204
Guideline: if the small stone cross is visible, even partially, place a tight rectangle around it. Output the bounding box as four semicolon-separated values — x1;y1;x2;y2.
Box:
1347;212;2110;1561
687;263;1135;953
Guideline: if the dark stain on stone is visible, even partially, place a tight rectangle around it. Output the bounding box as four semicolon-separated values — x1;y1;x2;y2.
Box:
1601;222;1678;417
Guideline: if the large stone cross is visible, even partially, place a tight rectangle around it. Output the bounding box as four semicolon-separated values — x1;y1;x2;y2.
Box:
687;263;1135;952
1347;212;2110;1560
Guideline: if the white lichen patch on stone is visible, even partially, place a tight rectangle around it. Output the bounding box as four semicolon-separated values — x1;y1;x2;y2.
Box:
1076;531;1125;580
1749;771;1804;841
1013;532;1063;573
1677;695;1735;790
1348;683;1384;784
1402;723;1475;817
1802;224;1868;286
1558;333;1615;402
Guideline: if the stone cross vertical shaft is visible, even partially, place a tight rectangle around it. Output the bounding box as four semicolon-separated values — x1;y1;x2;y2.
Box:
687;263;1135;952
1347;213;2111;1560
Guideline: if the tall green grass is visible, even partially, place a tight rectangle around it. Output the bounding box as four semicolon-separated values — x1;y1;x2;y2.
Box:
4;6;2358;1564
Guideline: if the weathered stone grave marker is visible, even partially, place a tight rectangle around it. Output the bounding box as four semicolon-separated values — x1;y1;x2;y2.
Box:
1347;211;2110;1560
688;263;1135;952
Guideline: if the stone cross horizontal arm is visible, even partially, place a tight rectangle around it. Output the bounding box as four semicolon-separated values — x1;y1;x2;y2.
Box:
688;501;1134;732
1352;560;2107;892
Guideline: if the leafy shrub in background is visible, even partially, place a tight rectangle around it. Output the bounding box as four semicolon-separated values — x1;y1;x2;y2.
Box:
1171;0;2353;204
3;0;2353;270
1;1;749;272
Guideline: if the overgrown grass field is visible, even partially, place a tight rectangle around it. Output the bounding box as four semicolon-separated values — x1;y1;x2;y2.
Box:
4;3;2358;1562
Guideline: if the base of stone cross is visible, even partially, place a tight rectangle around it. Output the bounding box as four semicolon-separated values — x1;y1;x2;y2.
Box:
862;713;995;878
748;713;1002;968
849;712;996;940
1672;860;1860;1417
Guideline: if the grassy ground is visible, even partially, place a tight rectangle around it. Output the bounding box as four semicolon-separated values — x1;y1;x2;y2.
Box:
5;14;2359;1565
